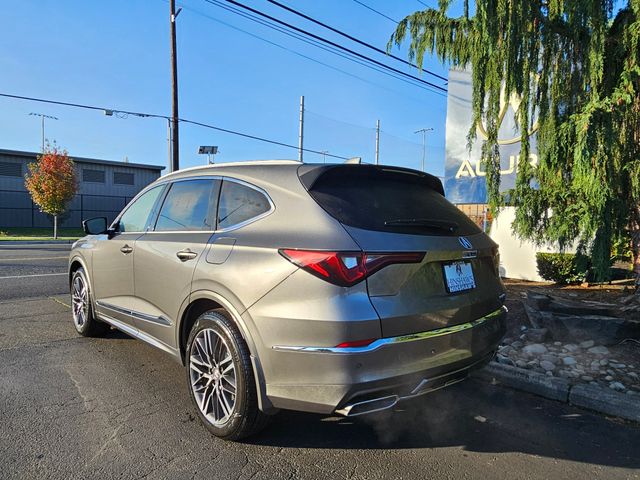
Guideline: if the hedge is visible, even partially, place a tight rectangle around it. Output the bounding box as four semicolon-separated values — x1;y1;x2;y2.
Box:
536;253;591;285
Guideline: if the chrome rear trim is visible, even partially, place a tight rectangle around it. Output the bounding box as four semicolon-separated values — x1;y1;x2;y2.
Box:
272;306;506;354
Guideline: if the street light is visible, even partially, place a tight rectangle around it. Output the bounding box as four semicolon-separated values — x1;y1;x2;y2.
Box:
29;113;58;152
198;145;219;164
414;127;433;172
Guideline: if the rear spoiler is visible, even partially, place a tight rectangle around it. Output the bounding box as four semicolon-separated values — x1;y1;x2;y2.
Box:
297;164;445;196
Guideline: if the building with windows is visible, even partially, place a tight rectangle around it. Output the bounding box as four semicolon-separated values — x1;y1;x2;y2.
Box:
0;149;165;228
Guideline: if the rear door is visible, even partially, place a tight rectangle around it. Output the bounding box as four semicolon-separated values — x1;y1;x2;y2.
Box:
132;178;220;351
299;165;504;337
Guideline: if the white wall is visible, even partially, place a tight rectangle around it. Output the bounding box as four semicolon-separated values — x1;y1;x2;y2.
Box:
488;207;573;281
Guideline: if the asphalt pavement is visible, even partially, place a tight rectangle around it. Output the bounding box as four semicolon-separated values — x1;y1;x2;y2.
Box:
0;244;638;480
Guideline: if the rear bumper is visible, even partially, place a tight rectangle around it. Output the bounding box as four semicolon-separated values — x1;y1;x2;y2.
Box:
265;306;507;414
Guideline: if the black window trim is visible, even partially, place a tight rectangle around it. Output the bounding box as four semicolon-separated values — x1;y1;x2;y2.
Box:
113;171;135;185
141;175;274;234
0;161;23;177
82;168;106;184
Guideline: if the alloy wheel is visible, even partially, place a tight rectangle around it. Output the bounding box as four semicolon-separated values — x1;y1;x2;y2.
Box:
71;274;89;329
189;328;237;426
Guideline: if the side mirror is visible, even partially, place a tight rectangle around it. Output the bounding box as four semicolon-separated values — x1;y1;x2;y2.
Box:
82;217;108;235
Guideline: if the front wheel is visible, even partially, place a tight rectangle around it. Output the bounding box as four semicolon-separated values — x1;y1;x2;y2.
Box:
70;267;109;337
186;309;270;440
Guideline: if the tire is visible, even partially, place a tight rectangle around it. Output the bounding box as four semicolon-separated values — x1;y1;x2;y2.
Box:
185;309;270;441
70;267;110;337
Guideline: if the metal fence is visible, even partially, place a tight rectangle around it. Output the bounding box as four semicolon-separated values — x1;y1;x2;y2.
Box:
0;189;133;229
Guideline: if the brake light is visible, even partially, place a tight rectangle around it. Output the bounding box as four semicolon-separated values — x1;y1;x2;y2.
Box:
335;338;376;348
279;249;425;287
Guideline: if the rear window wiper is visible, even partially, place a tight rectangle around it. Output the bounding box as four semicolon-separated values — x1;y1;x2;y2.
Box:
384;218;459;233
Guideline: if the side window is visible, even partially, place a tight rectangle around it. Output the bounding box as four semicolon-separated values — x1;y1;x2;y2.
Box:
118;185;163;233
155;179;219;231
218;180;271;229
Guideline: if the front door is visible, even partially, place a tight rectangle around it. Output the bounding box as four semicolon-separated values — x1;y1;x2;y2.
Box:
91;185;165;329
132;178;220;350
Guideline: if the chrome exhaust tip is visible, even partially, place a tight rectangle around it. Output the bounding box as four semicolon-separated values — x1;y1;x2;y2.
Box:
335;395;398;417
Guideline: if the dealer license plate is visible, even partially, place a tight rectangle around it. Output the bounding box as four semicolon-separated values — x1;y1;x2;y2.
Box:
443;261;476;293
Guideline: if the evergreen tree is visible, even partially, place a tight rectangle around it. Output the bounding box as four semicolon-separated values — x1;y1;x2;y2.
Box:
389;0;640;283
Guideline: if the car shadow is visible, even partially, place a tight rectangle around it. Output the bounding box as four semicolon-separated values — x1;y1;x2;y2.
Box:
245;379;640;469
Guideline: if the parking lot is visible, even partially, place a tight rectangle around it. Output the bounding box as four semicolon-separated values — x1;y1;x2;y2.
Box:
0;244;638;480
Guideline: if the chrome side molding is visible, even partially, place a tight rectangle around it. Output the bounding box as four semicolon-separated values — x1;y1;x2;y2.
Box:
96;301;172;326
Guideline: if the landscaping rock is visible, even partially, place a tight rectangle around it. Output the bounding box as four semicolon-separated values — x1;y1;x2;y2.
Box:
527;328;549;343
579;340;595;348
496;354;514;366
588;345;610;355
562;356;577;366
524;292;640;345
540;360;556;372
610;382;626;392
522;343;548;355
563;344;580;353
541;354;559;364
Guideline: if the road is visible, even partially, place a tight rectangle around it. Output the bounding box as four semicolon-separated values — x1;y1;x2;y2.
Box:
0;244;638;480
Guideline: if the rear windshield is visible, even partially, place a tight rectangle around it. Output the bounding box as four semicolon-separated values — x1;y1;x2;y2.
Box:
300;166;481;236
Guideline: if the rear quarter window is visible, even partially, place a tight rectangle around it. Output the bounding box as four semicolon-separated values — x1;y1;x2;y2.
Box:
217;180;271;229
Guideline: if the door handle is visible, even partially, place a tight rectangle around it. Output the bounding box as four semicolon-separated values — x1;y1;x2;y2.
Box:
176;249;198;261
120;244;133;254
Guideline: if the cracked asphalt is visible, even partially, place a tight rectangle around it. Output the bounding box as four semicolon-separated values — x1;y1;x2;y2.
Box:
0;244;639;479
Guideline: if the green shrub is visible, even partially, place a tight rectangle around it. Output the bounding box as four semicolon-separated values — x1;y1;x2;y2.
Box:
536;253;591;284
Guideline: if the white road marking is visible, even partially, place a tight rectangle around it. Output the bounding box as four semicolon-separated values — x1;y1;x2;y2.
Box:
1;256;69;261
0;272;67;280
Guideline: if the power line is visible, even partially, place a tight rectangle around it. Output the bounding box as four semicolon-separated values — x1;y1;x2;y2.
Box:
0;92;352;160
204;0;444;95
350;0;398;24
265;0;448;82
175;3;433;101
202;0;444;95
214;0;447;93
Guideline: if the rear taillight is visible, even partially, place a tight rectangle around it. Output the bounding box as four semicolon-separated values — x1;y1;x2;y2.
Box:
279;249;425;287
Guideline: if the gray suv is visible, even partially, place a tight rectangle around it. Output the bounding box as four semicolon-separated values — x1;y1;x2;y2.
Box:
69;161;507;440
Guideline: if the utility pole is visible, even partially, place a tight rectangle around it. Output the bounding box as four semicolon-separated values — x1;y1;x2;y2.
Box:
29;113;58;152
375;119;380;165
169;0;181;172
298;96;305;162
414;127;433;172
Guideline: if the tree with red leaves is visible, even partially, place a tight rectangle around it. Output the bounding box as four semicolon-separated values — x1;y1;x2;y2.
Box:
25;144;78;239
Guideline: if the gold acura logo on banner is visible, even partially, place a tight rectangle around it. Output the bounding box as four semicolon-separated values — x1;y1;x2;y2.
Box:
455;88;539;179
476;89;539;145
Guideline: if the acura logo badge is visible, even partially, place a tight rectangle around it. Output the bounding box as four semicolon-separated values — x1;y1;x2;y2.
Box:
458;237;472;249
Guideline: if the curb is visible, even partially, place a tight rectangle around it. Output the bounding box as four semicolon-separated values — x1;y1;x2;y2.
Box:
0;240;76;245
472;362;570;402
569;384;640;422
472;361;640;423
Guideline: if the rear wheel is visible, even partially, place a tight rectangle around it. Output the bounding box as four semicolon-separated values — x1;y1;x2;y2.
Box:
185;309;270;440
70;267;109;337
